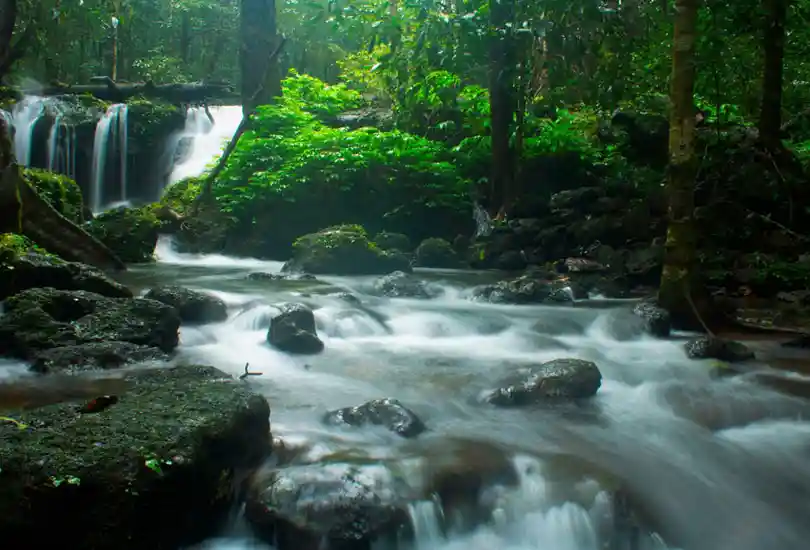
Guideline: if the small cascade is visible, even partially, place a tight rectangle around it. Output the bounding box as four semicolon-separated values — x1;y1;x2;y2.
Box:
473;201;494;238
166;105;243;188
46;114;62;171
10;96;51;166
407;498;445;548
90;103;128;212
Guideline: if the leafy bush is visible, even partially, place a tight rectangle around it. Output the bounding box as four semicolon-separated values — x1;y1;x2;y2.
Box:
281;69;365;117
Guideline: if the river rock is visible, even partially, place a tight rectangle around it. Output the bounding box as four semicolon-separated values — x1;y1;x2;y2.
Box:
0;364;271;549
30;341;170;373
485;358;602;405
144;285;228;324
282;225;411;275
372;271;435;299
632;302;671;337
0;248;132;302
267;303;324;354
495;250;527;271
472;275;585;305
414;237;461;268
0;288;180;359
323;398;426;438
684;336;755;362
84;206;163;263
373;231;412;252
245;462;410;550
247;272;317;281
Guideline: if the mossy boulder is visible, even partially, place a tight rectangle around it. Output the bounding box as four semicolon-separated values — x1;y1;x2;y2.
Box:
0;288;180;360
30;341;170;374
0;237;131;301
85;206;162;263
143;285;228;325
0;364;271;550
282;225;411;275
373;231;412;252
22;168;84;224
485;358;603;405
414;237;462;268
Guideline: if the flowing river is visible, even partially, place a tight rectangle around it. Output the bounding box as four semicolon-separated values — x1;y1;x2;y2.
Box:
111;238;810;550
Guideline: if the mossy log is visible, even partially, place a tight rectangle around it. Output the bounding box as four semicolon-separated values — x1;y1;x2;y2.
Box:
0;164;125;270
18;79;236;104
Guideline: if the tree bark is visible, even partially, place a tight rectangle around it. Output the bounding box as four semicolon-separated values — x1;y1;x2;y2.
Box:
758;0;787;148
488;0;517;219
658;0;705;329
240;0;282;116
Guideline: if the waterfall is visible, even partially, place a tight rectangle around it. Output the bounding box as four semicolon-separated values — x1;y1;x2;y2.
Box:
90;103;128;213
166;105;243;188
10;96;50;166
473;201;494;238
46;115;62;171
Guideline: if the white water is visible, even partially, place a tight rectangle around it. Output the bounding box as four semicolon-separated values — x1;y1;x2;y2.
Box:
127;242;810;550
90;103;128;212
166;105;243;186
9;96;55;166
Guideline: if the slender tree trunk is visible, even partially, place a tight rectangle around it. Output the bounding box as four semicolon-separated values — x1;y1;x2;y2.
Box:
758;0;787;148
658;0;704;328
240;0;281;116
111;24;119;80
488;0;517;219
180;10;191;64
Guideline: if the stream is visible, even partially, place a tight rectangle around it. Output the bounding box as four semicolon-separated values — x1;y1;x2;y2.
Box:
114;238;810;550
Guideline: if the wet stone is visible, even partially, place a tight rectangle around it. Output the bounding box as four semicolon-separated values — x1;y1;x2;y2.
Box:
267;302;324;354
485;358;603;406
632;302;671;338
684;336;755;362
324;398;426;438
30;341;169;373
372;271;436;299
143;285;228;324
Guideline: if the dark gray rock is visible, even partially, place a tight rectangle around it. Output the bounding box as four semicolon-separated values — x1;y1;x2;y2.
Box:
0;364;271;550
684;337;755;362
414;238;461;268
324;398;426;438
0;251;132;302
495;250;527;271
144;285;228;324
632;302;671;337
30;341;169;373
247;272;317;281
485;358;602;406
548;187;605;211
373;231;412;252
245;463;410;550
0;288;181;359
267;303;324;354
372;271;435;299
472;275;582;305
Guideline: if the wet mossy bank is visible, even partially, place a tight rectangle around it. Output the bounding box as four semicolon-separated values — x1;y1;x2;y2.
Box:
0;365;271;549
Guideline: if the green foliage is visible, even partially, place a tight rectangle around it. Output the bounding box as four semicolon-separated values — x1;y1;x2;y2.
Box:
281;70;365;117
161;176;204;214
23;169;84;224
127;99;184;146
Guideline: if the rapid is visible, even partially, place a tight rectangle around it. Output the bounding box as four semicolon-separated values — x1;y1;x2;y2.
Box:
117;238;810;550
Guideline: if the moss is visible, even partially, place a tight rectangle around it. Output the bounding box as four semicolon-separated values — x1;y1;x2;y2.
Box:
373;231;412;252
22;168;84;224
127;97;185;148
85;206;162;263
414;237;461;268
0;364;271;549
159;176;204;214
0;233;40;261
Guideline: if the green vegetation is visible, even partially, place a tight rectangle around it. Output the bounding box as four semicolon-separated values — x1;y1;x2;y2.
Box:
0;233;46;264
22;169;84;224
85;207;162;263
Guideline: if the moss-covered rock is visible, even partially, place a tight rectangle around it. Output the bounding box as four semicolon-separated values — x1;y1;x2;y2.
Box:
0;237;131;301
282;225;411;275
143;285;228;324
85;206;162;263
127;98;185;149
373;231;412;252
0;364;271;550
414;238;462;268
30;341;170;374
22;168;84;224
0;288;180;359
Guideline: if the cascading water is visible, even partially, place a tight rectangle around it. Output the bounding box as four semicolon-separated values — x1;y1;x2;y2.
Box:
9;95;51;166
46;114;62;171
166;105;243;187
473;202;494;238
90;103;128;212
132;238;810;550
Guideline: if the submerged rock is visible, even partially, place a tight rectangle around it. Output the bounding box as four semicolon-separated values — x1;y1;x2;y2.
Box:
247;272;317;282
485;358;602;405
632;302;671;337
414;237;461;268
30;341;169;373
267;302;324;354
0;288;180;359
0;364;271;549
84;206;163;263
245;462;410;550
144;285;228;324
372;271;436;299
282;225;411;275
0;242;131;301
684;336;755;362
324;398;426;438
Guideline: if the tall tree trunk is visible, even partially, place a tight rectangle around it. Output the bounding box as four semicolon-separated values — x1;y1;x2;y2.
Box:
758;0;787;148
180;10;191;64
111;23;119;80
488;0;517;219
658;0;704;329
240;0;281;116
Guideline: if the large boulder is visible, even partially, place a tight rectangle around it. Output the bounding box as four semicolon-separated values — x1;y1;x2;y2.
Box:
684;336;755;362
84;206;163;263
282;225;411;275
372;271;436;299
0;235;131;301
323;398;426;438
485;358;602;405
632;302;671;337
414;238;461;268
472;274;586;305
144;285;228;324
30;341;170;373
0;288;180;359
0;365;271;549
245;462;410;550
373;231;412;252
267;302;324;354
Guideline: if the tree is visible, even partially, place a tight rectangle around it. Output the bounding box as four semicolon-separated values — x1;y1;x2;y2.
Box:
758;0;787;148
658;0;704;328
241;0;281;115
